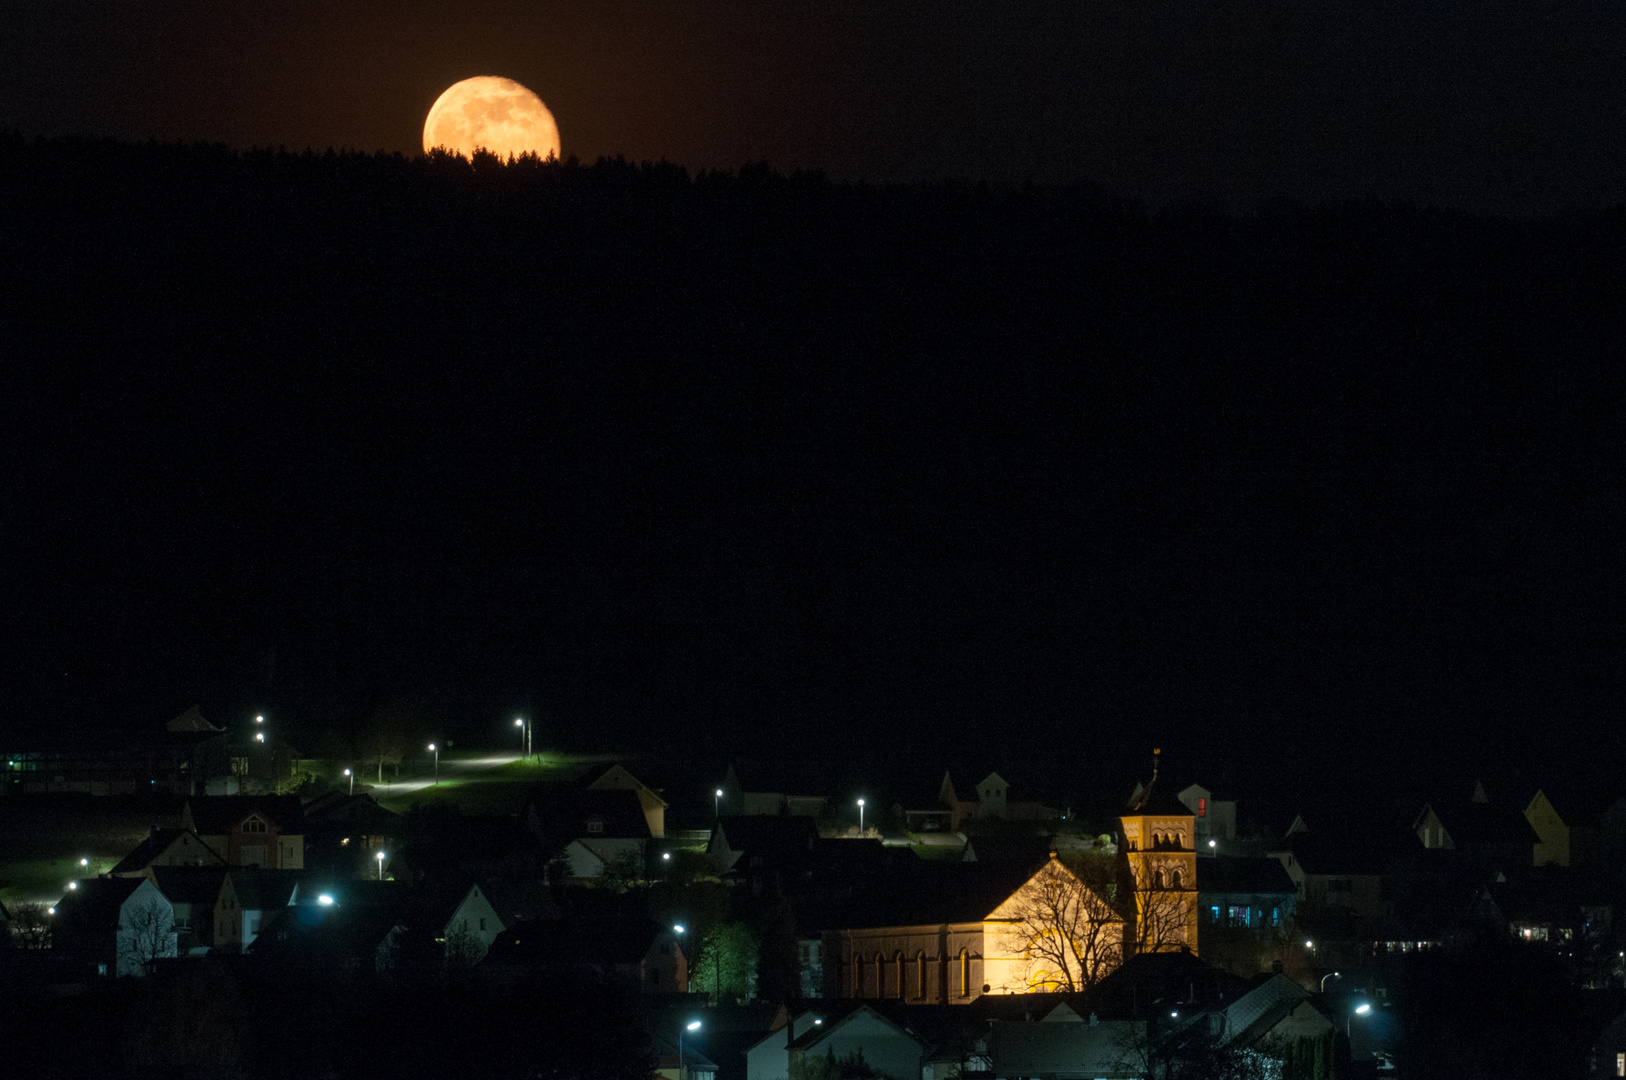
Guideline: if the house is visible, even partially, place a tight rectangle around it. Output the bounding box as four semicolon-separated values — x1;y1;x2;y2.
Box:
433;881;506;961
1178;783;1237;851
988;1002;1143;1080
1413;784;1542;870
52;876;178;976
108;827;225;875
820;853;1121;1003
719;765;830;821
301;791;399;875
708;816;819;879
1198;857;1298;934
589;764;670;837
525;787;653;879
183;796;305;868
145;864;230;951
654;1032;719;1080
773;1006;925;1080
249;901;409;976
1524;789;1571;867
214;868;304;952
484;918;686;993
912;771;1060;832
746;1011;825;1080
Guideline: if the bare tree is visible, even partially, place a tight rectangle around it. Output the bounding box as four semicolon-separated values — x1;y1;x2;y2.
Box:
118;896;177;976
1124;858;1196;958
8;901;52;949
993;855;1125;993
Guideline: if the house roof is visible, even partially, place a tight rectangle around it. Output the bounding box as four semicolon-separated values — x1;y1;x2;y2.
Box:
786;1004;923;1052
249;902;403;964
301;792;400;831
109;828;224;874
52;877;149;934
711;815;819;857
487;917;670;967
147;865;230;906
1434;800;1542;848
184;796;303;835
1198;856;1297;896
225;868;305;910
526;788;652;840
166;706;224;733
990;1014;1139;1076
1222;973;1310;1045
799;852;1054;931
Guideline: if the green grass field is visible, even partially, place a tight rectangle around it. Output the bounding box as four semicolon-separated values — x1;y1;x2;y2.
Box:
372;752;619;815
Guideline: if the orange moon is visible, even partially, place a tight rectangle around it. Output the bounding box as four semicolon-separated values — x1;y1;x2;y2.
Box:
422;76;561;161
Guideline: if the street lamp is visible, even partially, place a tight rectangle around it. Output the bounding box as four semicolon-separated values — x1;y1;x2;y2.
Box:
715;789;723;818
344;768;353;796
256;715;263;724
1321;971;1341;992
673;925;687;991
255;732;264;743
1349;1001;1371;1038
376;851;386;880
429;743;439;784
679;1019;701;1080
857;798;865;835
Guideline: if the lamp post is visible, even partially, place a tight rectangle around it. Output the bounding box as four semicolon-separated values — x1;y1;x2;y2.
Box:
344;768;353;796
673;924;687;992
857;798;865;835
376;851;386;881
428;743;439;784
1321;971;1341;992
715;789;723;819
1349;1002;1371;1039
679;1019;701;1080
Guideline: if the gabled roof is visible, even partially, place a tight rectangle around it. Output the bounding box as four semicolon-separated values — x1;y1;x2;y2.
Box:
1198;856;1297;896
166;706;223;733
710;815;819;857
109;828;224;874
1124;752;1193;818
224;868;304;910
526;788;651;840
786;1004;923;1052
184;796;303;835
301;792;400;831
147;865;230;906
52;877;150;934
486;917;671;966
1221;973;1310;1045
588;764;669;808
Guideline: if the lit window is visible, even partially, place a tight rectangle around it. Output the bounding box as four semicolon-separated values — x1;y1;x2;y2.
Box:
1615;1051;1623;1077
1198;797;1207;818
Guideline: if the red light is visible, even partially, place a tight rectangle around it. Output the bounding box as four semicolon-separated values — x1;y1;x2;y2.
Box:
1199;798;1207;818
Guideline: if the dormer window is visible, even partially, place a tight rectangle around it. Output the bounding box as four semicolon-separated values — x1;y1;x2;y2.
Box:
586;818;605;835
242;816;268;834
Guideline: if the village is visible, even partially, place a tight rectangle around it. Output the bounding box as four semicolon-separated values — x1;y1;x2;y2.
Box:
5;708;1626;1079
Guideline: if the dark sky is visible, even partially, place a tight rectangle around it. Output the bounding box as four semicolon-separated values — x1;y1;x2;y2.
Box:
5;0;1626;213
1;5;1624;809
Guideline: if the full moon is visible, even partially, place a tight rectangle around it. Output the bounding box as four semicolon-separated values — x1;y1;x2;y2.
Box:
422;76;561;161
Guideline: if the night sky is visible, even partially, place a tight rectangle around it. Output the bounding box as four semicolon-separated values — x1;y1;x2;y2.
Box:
1;2;1623;807
4;0;1626;213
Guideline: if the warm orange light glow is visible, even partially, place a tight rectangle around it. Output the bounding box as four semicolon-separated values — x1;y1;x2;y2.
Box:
423;76;560;161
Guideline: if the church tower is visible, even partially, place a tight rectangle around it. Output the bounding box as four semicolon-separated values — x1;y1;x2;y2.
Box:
1118;748;1200;956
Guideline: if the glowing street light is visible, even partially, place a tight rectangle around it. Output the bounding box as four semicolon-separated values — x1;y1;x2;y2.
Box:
79;857;89;867
428;743;439;784
255;732;264;743
714;788;723;818
679;1019;702;1080
514;717;532;758
376;851;386;880
1321;971;1341;992
318;894;335;906
344;768;353;796
857;798;865;835
1349;1001;1372;1038
67;881;77;890
256;715;264;724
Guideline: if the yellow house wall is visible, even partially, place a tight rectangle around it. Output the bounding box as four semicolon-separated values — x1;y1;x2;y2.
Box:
1526;791;1569;867
825;924;988;1003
